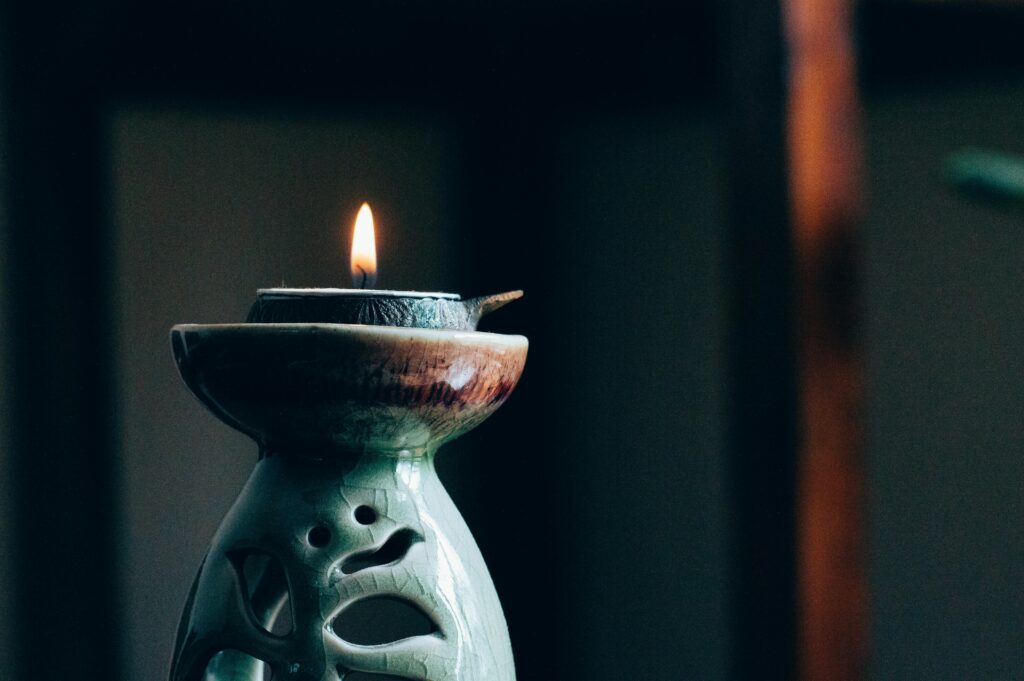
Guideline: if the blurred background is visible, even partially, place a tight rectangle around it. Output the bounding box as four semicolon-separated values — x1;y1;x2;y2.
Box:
1;1;1023;679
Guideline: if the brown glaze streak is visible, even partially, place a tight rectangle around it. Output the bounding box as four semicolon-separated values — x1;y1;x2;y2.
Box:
372;376;520;410
370;359;522;409
170;324;528;455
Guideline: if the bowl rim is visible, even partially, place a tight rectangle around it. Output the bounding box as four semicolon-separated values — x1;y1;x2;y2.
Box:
171;322;529;349
256;288;460;300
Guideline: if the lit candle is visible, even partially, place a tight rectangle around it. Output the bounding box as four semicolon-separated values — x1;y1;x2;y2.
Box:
246;202;522;330
350;202;378;289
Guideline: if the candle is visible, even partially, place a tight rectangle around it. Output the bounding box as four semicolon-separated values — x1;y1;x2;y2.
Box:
247;202;522;329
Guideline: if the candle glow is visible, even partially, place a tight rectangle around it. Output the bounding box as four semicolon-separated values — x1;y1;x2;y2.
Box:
350;202;378;288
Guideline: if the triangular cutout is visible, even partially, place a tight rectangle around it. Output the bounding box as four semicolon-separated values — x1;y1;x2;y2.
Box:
206;649;272;680
235;550;294;637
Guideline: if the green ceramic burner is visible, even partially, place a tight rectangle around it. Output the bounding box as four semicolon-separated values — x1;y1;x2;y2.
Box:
168;293;525;681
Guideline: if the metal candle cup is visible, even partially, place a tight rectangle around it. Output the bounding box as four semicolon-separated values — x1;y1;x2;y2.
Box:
168;290;525;681
247;288;523;330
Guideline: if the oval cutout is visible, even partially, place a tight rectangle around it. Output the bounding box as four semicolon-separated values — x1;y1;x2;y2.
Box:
332;596;438;645
353;505;377;525
308;525;332;548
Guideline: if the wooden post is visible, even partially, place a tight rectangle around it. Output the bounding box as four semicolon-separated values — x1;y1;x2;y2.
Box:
785;0;868;679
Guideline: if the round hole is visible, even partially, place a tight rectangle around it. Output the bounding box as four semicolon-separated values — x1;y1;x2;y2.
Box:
308;526;331;548
353;505;377;525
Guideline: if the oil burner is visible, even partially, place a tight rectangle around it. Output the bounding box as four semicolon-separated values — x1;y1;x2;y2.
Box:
168;289;526;681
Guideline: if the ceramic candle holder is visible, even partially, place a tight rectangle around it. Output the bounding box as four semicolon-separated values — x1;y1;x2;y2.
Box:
168;300;526;681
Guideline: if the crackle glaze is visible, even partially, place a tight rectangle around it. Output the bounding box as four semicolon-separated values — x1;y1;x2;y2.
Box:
168;323;527;681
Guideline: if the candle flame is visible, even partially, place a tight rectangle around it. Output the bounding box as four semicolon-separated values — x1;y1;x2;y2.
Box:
350;202;378;288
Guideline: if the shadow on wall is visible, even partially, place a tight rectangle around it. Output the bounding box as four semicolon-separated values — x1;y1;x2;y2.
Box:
865;82;1024;679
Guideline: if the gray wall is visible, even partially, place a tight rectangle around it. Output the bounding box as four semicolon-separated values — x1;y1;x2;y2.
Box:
865;82;1024;679
554;115;728;680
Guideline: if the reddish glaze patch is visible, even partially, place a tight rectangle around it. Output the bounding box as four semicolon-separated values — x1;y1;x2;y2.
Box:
171;324;528;453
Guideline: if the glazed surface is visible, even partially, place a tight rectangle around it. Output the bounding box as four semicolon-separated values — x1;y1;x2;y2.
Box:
171;323;528;454
169;322;526;680
170;452;516;681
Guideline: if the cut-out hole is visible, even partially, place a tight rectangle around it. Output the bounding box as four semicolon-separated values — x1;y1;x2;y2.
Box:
269;591;293;637
206;649;272;680
308;526;332;548
332;596;438;645
341;529;421;575
353;505;377;525
235;551;294;637
340;671;413;681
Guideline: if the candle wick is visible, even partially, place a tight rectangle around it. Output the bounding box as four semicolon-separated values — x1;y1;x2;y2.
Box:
356;266;368;289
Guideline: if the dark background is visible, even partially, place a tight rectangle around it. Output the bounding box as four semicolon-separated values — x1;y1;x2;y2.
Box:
1;1;1023;679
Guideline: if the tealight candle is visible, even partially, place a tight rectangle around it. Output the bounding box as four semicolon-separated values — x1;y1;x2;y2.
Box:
246;202;521;329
